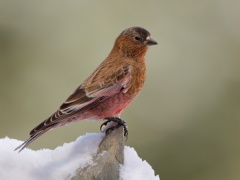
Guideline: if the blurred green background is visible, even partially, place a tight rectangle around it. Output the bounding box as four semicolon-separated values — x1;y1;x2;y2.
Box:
1;0;240;179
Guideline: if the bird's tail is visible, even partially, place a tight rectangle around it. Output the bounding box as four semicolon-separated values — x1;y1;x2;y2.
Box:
14;124;56;153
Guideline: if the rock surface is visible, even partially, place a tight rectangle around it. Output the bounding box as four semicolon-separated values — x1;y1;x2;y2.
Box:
71;125;124;180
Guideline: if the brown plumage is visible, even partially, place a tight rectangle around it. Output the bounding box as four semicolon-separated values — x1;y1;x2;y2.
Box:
15;27;157;152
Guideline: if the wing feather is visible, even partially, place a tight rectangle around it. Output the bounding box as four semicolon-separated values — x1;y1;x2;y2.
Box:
29;64;132;136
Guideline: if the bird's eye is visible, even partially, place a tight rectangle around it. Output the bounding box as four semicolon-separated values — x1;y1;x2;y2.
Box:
134;36;141;41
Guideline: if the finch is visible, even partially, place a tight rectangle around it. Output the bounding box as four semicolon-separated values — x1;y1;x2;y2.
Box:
15;27;157;152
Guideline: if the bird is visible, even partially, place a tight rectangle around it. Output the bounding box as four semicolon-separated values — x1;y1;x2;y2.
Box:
15;26;157;152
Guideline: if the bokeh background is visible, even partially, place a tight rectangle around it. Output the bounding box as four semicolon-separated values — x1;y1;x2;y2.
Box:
1;0;240;179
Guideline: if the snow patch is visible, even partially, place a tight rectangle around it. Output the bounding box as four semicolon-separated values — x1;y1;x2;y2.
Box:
0;134;159;180
120;146;160;180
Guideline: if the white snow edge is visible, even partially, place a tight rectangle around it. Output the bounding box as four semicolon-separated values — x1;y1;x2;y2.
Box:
0;134;159;180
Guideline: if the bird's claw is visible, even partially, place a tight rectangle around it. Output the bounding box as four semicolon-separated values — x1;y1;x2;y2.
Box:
100;117;128;140
100;120;110;132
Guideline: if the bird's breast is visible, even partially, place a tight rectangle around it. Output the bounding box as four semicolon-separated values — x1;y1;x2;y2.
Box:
78;92;133;119
126;61;146;98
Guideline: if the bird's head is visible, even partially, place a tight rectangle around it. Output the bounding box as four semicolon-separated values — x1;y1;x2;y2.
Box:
114;27;157;58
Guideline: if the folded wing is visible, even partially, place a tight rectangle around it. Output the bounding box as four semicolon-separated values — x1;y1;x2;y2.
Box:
15;64;132;152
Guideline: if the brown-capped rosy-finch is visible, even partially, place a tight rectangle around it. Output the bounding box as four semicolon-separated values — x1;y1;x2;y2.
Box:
15;27;157;152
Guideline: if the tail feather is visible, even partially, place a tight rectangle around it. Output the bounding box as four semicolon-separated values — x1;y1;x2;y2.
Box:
14;124;56;153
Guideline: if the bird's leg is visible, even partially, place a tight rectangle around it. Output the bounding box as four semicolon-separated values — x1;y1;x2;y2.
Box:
100;117;128;139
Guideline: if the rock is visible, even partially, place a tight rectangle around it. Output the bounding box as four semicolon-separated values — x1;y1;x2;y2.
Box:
71;125;124;180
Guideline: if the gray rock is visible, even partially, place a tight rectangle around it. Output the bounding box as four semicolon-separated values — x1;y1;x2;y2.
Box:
71;126;124;180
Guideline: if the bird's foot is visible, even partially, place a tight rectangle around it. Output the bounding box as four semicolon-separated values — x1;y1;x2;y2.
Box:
100;117;128;140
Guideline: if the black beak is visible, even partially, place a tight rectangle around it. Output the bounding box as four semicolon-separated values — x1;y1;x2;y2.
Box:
145;36;158;46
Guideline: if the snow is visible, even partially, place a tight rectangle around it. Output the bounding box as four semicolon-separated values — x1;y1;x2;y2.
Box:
0;134;159;180
120;147;160;180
